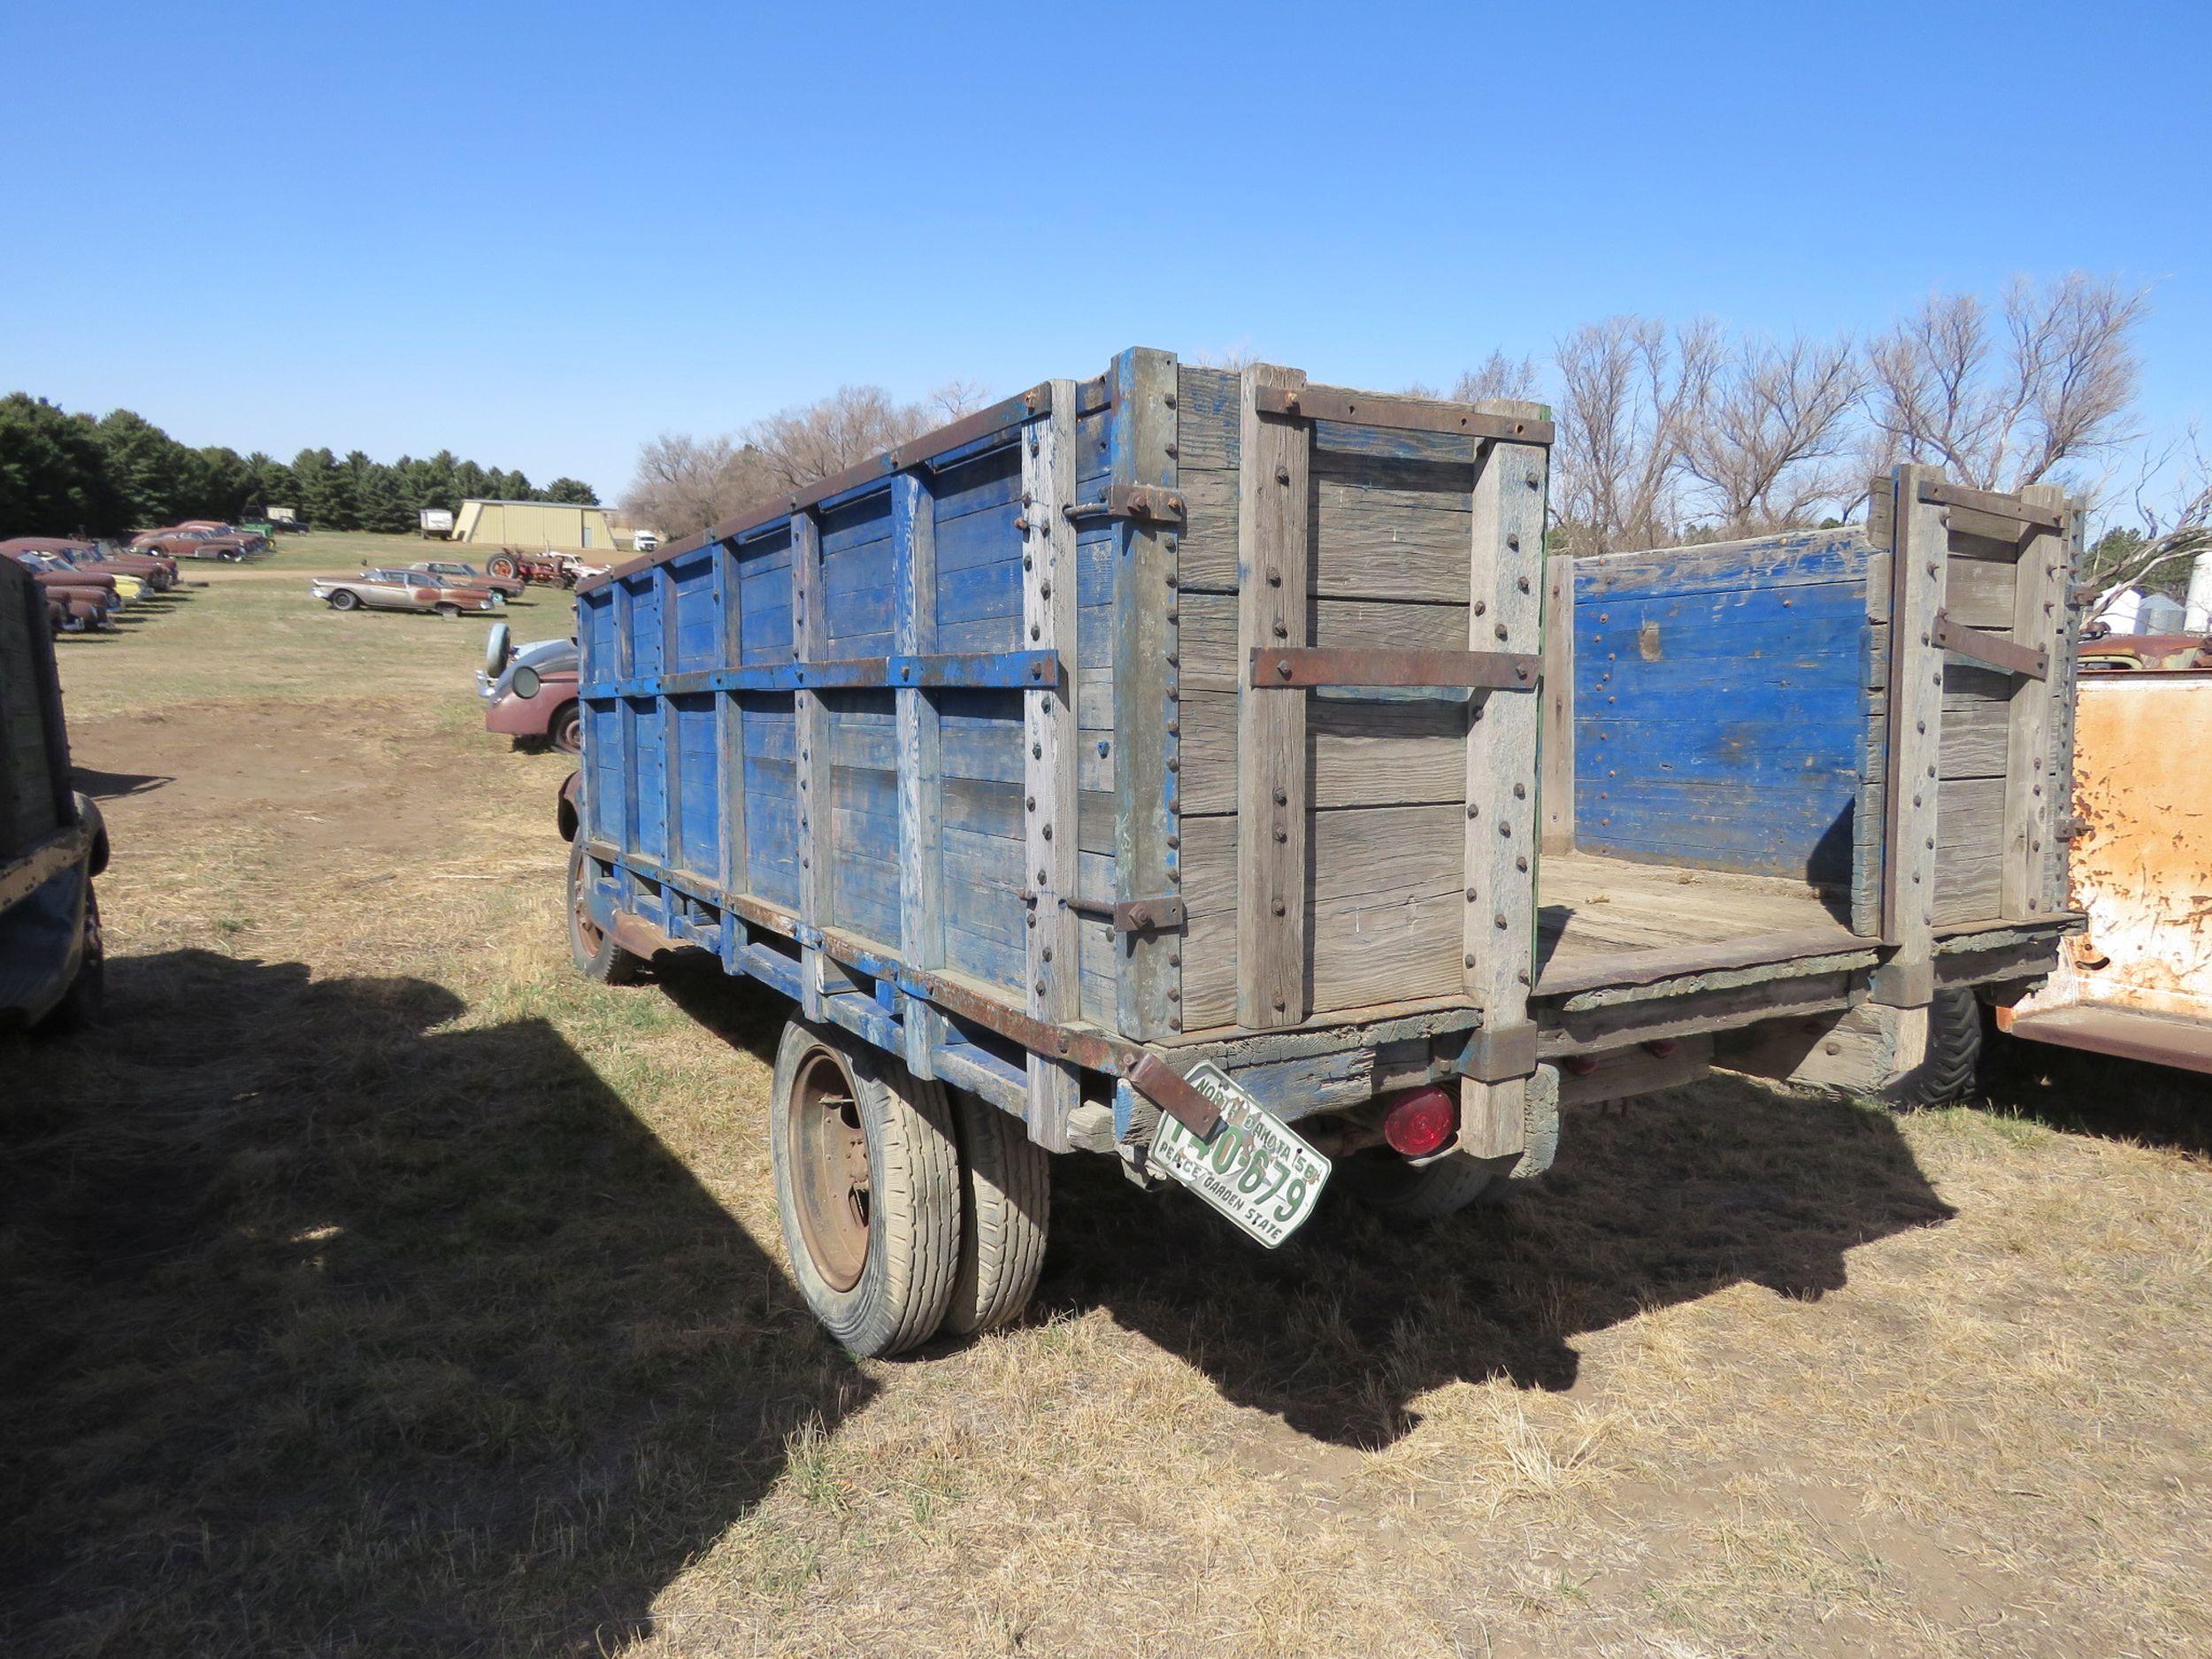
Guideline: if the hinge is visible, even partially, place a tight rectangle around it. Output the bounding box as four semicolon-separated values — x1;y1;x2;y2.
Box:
1932;611;2049;680
1064;483;1187;526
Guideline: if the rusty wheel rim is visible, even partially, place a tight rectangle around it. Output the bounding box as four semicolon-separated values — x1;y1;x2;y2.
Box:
788;1048;871;1292
570;858;606;956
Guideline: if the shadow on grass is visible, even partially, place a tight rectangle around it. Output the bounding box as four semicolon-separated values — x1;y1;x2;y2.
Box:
70;766;170;800
1978;1018;2212;1158
0;949;864;1658
1042;1074;1955;1448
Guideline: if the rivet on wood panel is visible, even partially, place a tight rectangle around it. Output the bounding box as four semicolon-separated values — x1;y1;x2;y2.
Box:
1467;804;1479;818
1273;788;1287;806
1465;887;1478;901
1267;568;1282;588
1516;856;1529;872
1167;987;1180;1002
1474;600;1488;616
1494;913;1509;930
1041;824;1053;841
1041;947;1053;963
1166;757;1179;773
1272;901;1286;917
1031;624;1041;641
1495;623;1509;641
1464;953;1476;968
1167;951;1181;967
1273;828;1288;843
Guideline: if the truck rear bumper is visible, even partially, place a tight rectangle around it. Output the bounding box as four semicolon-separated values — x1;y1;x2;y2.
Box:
1997;1002;2212;1075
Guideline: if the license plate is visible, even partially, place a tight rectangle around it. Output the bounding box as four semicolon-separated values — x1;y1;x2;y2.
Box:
1147;1062;1331;1248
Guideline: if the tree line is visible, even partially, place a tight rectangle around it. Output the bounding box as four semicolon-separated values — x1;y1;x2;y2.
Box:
0;392;598;538
623;274;2196;601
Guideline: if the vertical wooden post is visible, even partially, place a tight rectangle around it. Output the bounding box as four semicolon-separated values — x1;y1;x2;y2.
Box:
891;472;944;1077
1873;464;1946;1008
2004;481;2069;921
1023;388;1081;1148
2043;500;2086;913
1540;553;1576;856
1235;364;1310;1031
791;509;828;1020
1460;411;1549;1158
1109;348;1184;1039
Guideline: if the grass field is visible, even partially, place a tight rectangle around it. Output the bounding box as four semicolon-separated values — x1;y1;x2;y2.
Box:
4;540;2210;1658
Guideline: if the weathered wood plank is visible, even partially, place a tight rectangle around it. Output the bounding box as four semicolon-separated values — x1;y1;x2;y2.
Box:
891;472;943;1075
792;509;829;1018
1023;387;1081;1148
1110;347;1184;1038
1462;409;1551;1155
1179;692;1463;814
2004;482;2068;920
715;540;750;923
1541;554;1575;854
1179;591;1467;674
1876;465;1946;1002
1236;363;1311;1030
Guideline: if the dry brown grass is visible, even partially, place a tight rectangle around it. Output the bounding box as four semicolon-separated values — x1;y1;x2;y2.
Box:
4;578;2209;1657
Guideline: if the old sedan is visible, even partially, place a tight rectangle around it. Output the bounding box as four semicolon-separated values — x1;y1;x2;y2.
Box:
480;627;581;752
408;559;526;599
311;569;507;618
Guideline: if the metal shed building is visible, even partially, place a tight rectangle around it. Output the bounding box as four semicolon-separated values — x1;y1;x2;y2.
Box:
450;499;618;550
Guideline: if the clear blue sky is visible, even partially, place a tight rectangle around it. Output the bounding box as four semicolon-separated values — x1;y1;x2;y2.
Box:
5;0;2206;502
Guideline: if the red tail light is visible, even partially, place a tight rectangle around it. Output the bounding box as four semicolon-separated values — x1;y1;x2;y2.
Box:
1380;1084;1459;1156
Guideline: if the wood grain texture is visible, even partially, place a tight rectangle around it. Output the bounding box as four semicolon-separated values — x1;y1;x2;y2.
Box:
1541;555;1575;854
1235;363;1312;1029
1023;387;1081;1148
714;539;750;924
1462;411;1551;1154
2003;482;2068;920
791;510;829;1018
1878;465;1946;997
890;473;944;1074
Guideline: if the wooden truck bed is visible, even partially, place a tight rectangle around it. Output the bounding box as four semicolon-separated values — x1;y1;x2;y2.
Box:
572;354;2082;1178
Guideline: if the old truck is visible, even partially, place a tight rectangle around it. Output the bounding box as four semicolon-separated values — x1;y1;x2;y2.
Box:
1;553;108;1031
1994;631;2212;1072
561;349;2083;1356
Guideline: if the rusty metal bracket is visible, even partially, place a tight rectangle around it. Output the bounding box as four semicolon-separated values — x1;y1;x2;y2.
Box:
1916;479;2067;534
0;823;90;911
1932;611;2048;680
1455;1020;1540;1084
1064;483;1187;526
1122;1051;1223;1138
1253;383;1555;446
1248;647;1540;691
1062;893;1187;933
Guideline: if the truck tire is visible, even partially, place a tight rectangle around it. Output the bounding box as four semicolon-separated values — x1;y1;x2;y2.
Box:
489;553;520;580
1904;988;1983;1105
771;1021;962;1358
1338;1148;1519;1222
41;892;104;1033
566;841;641;985
942;1089;1049;1336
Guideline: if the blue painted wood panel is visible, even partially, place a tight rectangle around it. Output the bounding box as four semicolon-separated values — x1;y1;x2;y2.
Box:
673;694;719;874
1573;541;1870;885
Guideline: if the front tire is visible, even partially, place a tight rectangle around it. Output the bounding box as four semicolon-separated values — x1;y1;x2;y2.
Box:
1903;988;1983;1105
328;589;360;611
942;1090;1048;1336
42;891;104;1033
488;553;520;580
566;841;641;984
549;703;582;755
772;1022;962;1358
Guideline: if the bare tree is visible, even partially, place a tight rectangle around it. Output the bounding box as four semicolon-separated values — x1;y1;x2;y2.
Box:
1864;273;2147;493
1450;350;1540;405
2081;428;2212;611
925;378;995;423
621;433;773;538
1551;315;1720;556
1682;334;1863;532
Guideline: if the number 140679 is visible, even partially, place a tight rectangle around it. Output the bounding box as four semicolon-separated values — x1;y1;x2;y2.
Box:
1146;1062;1333;1248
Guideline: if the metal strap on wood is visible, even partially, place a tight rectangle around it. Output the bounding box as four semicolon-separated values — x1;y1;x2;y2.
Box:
1916;479;2067;534
1252;382;1555;446
581;649;1061;700
1246;646;1540;690
1932;611;2048;680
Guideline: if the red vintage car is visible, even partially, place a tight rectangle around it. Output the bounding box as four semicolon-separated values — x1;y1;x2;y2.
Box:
480;629;581;752
131;528;256;561
0;538;178;592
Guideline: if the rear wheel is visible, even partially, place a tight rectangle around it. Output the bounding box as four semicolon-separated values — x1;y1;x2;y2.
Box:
488;553;520;580
566;841;642;984
772;1022;962;1357
328;589;360;611
434;603;460;619
1902;988;1983;1105
942;1090;1049;1335
549;702;583;755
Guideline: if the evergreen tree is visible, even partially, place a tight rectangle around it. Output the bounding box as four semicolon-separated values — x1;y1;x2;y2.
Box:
543;476;598;504
0;393;126;535
94;409;194;526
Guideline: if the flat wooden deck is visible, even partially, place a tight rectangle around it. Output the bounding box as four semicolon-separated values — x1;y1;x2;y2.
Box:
1538;853;1859;980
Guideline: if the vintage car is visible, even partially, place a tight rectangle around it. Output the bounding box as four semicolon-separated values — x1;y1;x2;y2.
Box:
311;568;507;617
131;529;256;561
479;626;580;751
45;590;114;634
0;538;177;593
7;551;126;610
408;559;526;599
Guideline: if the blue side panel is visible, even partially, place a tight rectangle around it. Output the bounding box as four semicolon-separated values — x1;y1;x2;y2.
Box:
742;693;799;909
738;530;795;666
1573;536;1869;884
825;689;901;946
821;493;895;657
674;694;719;873
624;574;663;677
586;701;623;842
631;699;667;862
933;443;1024;655
580;587;618;678
936;687;1025;989
670;553;719;672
